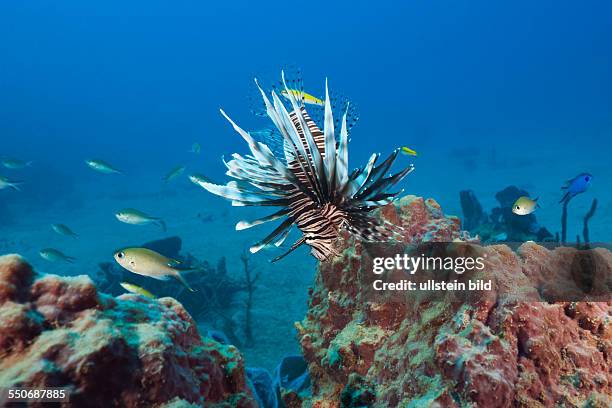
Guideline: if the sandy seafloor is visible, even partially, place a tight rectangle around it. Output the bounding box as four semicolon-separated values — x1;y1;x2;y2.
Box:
0;140;610;372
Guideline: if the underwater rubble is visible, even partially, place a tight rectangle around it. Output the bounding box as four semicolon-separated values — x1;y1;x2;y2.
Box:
0;254;258;407
292;195;611;407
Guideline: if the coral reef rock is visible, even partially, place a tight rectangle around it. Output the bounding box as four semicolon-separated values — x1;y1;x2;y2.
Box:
295;195;611;407
0;254;257;408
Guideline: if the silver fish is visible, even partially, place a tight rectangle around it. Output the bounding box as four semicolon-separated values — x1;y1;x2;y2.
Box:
0;176;22;191
115;208;166;231
163;165;186;183
40;248;75;263
85;159;122;174
1;157;32;169
51;223;79;239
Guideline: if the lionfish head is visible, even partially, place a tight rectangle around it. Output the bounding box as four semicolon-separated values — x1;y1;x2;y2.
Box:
194;72;414;262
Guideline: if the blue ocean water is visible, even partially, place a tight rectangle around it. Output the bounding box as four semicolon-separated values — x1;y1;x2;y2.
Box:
1;1;611;368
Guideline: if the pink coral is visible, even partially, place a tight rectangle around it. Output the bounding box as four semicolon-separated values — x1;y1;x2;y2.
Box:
0;254;257;408
294;196;611;407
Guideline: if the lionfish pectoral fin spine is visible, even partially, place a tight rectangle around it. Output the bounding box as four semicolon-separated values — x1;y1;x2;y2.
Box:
274;227;291;247
270;236;306;263
250;218;294;254
236;208;290;231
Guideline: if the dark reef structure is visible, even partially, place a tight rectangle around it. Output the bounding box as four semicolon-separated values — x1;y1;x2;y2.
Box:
240;249;260;346
0;254;258;407
289;195;611;407
461;186;553;243
459;190;487;231
562;197;598;247
582;199;598;248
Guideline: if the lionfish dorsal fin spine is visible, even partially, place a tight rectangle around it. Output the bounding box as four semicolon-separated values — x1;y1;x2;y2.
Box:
335;104;350;192
253;79;322;202
220;109;289;180
357;165;415;201
323;78;337;197
271;90;324;202
281;71;329;200
347;153;378;197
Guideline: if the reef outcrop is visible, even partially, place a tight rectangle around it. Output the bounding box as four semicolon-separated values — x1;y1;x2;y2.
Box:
294;195;611;407
460;186;553;243
0;254;257;407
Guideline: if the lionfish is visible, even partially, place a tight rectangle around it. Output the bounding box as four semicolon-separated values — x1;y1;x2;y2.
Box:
196;73;414;262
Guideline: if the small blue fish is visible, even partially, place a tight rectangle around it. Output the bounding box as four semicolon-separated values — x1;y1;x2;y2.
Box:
559;173;592;203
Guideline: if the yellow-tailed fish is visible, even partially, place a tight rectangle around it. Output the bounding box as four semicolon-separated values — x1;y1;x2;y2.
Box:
51;223;79;239
163;165;186;183
85;159;122;174
40;248;75;263
280;89;325;106
113;247;195;292
120;282;155;299
1;157;32;169
400;146;418;156
0;176;23;191
189;143;201;154
115;208;166;231
512;196;539;215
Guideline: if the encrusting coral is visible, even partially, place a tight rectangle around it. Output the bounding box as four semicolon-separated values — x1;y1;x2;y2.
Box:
0;254;258;408
291;195;611;407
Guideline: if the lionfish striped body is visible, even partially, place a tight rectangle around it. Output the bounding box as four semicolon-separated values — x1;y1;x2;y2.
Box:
197;74;414;262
